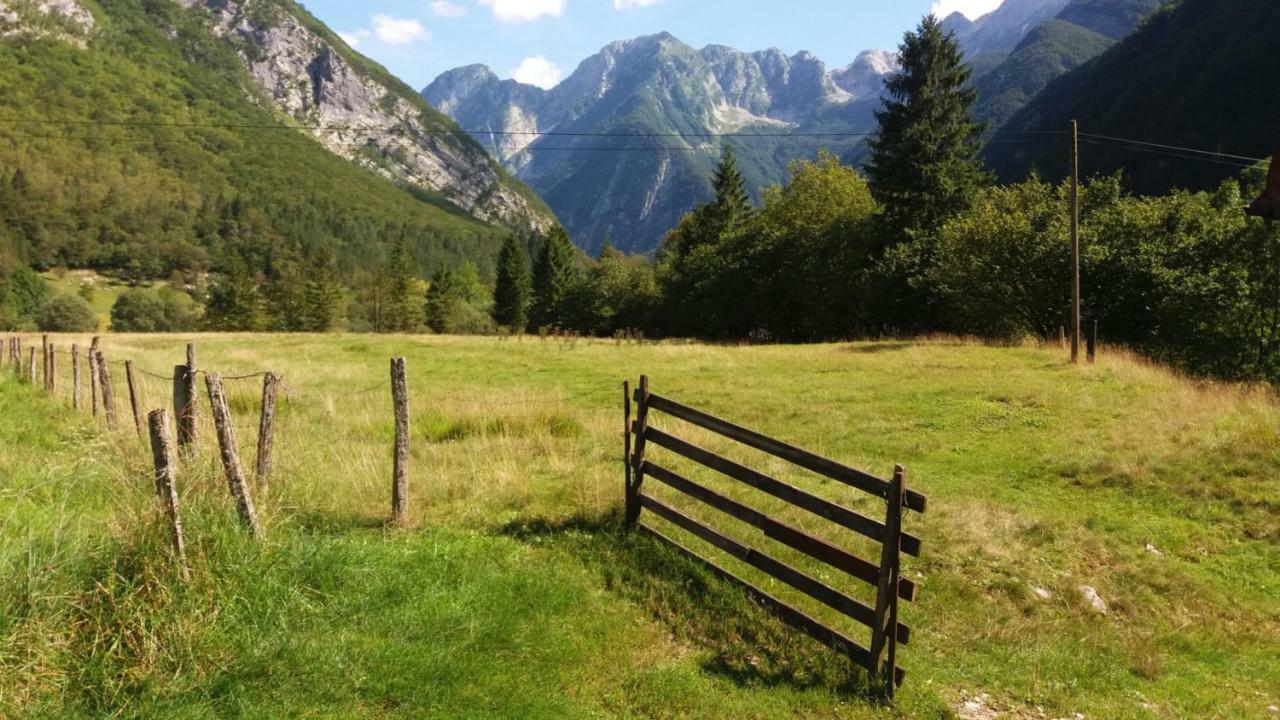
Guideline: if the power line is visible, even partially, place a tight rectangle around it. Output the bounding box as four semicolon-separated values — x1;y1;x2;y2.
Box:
1079;138;1259;169
1079;132;1267;164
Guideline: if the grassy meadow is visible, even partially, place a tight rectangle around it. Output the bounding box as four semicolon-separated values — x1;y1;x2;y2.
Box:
0;334;1277;719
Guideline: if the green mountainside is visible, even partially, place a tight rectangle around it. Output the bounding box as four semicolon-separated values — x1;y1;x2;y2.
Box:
983;0;1280;192
0;0;551;280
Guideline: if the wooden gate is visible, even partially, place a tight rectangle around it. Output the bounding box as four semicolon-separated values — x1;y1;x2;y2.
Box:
623;375;927;700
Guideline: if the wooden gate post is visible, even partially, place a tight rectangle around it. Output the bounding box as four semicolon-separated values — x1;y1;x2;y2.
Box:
147;409;190;581
125;360;145;436
623;380;632;530
626;375;651;529
870;465;907;701
390;358;409;525
205;373;262;536
71;344;81;410
255;372;279;489
97;352;118;429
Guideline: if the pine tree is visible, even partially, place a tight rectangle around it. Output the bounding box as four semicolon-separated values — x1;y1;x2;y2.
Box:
302;246;344;332
531;225;579;329
383;232;422;332
866;15;989;241
492;234;531;332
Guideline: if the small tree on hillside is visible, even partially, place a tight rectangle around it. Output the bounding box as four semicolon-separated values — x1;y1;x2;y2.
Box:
302;246;344;332
492;234;531;332
383;232;422;332
531;225;579;328
866;15;988;241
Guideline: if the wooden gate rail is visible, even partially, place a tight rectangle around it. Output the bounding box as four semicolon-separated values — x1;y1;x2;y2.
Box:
623;375;926;701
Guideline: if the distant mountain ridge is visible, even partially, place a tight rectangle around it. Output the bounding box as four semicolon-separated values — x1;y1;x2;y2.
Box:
426;33;897;254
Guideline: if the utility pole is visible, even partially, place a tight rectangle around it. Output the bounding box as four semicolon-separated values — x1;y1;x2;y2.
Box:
1070;119;1081;364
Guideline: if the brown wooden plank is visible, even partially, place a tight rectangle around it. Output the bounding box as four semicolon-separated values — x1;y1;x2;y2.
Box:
638;521;906;686
639;391;927;513
638;493;909;644
643;425;922;557
642;461;916;602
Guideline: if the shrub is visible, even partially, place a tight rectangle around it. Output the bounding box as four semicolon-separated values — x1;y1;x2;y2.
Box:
36;293;98;332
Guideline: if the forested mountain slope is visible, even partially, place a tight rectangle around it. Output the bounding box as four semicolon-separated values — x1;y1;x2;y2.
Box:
0;0;552;280
983;0;1280;192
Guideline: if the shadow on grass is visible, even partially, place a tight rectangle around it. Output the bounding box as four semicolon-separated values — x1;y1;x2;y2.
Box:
497;511;883;702
842;341;916;354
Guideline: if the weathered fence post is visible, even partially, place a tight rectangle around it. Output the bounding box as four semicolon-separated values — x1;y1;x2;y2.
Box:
205;373;261;536
254;372;280;489
27;347;36;384
97;352;118;429
174;343;198;457
623;380;632;530
1087;320;1098;365
390;357;409;525
870;465;906;701
89;350;100;416
41;334;48;390
626;375;650;530
125;360;145;436
46;343;56;394
71;344;81;410
147;409;190;581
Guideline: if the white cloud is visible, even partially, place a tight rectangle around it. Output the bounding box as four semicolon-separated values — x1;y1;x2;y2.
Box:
338;29;371;47
512;55;562;89
372;14;428;45
431;1;467;18
613;0;664;8
478;0;565;23
930;0;1004;20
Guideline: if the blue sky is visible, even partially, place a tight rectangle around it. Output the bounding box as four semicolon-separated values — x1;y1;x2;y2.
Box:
301;0;1005;91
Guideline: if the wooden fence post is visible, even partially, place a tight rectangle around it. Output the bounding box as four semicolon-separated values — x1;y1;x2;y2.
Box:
126;361;145;436
89;350;100;417
1087;320;1098;364
626;375;651;530
870;465;906;701
255;372;279;489
72;344;81;410
46;343;56;394
390;358;410;524
97;352;118;429
174;344;198;457
41;334;48;390
27;347;36;384
205;373;262;537
147;409;190;581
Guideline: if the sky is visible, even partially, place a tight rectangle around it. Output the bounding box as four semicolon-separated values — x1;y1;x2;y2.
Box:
299;0;1007;91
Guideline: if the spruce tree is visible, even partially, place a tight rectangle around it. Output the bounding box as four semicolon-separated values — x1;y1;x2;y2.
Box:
302;246;344;332
531;226;579;329
707;144;751;235
383;232;422;332
866;15;989;240
492;234;531;332
205;251;264;331
424;268;458;334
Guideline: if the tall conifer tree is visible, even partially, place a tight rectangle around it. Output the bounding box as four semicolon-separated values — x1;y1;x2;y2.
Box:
492;234;532;332
383;232;421;332
531;226;578;328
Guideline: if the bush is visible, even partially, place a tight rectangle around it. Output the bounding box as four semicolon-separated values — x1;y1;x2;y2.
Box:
111;287;204;332
36;293;98;332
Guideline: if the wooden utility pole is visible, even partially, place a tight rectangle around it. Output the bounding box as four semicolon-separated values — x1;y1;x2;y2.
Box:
1070;119;1081;364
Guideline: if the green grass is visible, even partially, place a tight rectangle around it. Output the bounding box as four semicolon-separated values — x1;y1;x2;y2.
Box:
1;334;1277;718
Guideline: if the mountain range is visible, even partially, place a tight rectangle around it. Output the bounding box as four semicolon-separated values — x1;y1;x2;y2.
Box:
426;0;1176;254
425;37;896;255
